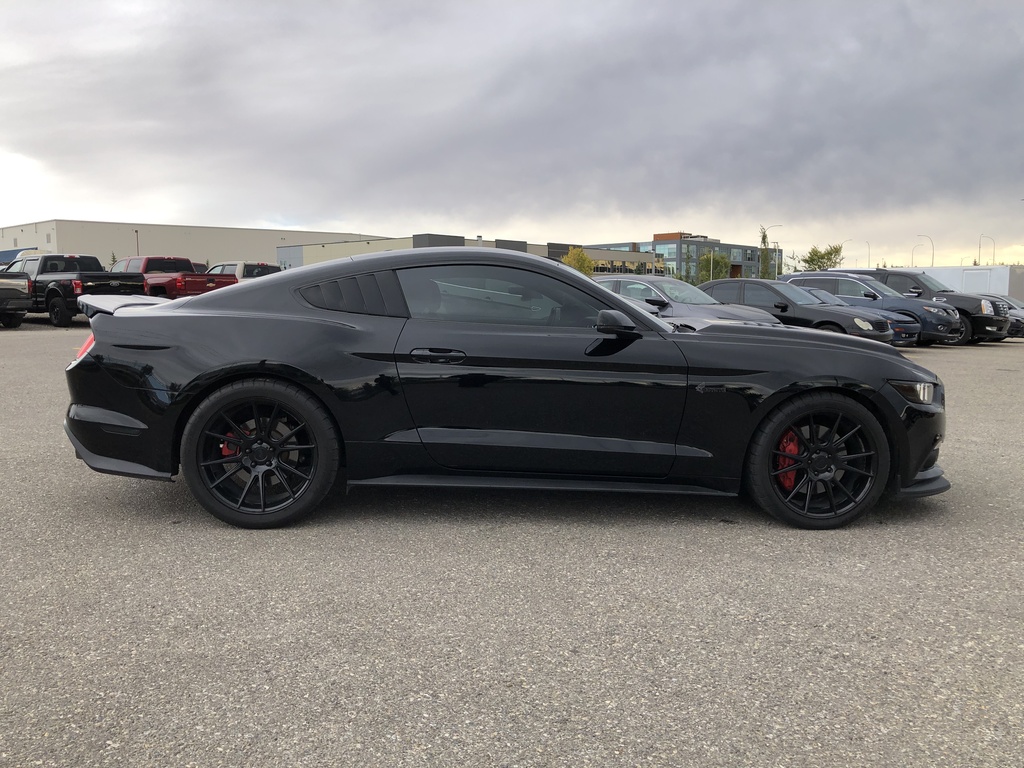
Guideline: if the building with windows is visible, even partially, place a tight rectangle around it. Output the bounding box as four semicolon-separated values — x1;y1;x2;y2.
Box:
587;231;780;281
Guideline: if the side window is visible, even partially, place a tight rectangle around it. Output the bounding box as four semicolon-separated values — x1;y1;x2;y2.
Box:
207;265;223;274
620;281;661;301
22;258;40;277
744;284;779;307
836;278;867;297
110;261;126;273
397;265;608;328
886;275;916;294
706;282;739;302
796;277;835;292
6;260;23;272
127;258;143;272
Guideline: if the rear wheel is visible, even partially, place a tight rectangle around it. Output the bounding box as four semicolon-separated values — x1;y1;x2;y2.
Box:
48;297;73;327
181;378;340;528
745;392;890;529
0;313;23;329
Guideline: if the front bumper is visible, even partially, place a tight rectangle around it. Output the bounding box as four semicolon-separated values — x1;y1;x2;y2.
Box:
895;463;950;498
972;316;1011;340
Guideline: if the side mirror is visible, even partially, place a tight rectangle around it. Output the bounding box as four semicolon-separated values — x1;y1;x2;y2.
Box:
644;297;669;308
863;291;879;300
906;287;923;297
596;309;641;338
774;301;790;312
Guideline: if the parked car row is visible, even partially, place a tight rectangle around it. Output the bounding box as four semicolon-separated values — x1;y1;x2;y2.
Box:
596;268;1019;348
0;255;283;328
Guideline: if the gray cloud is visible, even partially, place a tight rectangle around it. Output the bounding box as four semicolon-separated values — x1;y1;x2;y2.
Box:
1;0;1022;264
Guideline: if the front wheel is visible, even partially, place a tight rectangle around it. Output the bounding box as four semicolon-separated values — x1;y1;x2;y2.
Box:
816;323;846;334
745;392;891;529
941;312;972;346
48;297;73;327
180;378;340;528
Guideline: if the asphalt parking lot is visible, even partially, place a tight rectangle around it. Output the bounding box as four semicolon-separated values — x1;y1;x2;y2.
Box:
2;316;1022;767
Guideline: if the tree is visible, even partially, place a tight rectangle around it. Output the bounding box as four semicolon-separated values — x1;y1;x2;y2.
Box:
796;243;845;272
562;246;594;276
109;251;117;268
758;226;775;279
697;250;731;285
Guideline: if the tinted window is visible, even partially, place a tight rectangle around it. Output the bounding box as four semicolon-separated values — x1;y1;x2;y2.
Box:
793;277;835;292
397;264;607;328
885;275;918;294
836;278;870;297
744;284;780;307
706;282;739;302
243;264;282;278
144;257;194;273
298;273;389;315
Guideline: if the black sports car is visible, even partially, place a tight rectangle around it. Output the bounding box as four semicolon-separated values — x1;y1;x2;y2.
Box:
64;247;949;530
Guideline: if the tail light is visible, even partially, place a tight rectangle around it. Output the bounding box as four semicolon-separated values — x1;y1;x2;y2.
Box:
176;275;185;292
72;279;83;295
27;279;33;294
76;333;95;360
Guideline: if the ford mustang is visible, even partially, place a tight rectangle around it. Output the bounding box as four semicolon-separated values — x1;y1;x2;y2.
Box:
64;248;950;529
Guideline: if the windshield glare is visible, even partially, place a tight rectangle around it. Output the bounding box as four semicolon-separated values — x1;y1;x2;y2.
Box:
915;273;954;291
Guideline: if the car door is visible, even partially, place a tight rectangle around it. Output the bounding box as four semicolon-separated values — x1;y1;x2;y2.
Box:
393;263;689;478
742;283;814;328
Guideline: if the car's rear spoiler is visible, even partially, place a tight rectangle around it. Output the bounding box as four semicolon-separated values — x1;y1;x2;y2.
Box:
77;294;170;318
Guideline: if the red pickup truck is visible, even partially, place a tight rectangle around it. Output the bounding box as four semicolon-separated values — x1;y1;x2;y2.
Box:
111;256;237;298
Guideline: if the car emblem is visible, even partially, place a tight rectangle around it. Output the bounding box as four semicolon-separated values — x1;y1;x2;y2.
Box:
110;281;120;287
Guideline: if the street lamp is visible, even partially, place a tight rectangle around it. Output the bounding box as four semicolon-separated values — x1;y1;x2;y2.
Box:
980;234;995;265
912;244;923;266
917;234;934;266
839;238;852;267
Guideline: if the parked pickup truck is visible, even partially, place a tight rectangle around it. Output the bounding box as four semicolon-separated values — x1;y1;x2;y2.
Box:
0;268;31;329
111;256;237;298
1;253;147;327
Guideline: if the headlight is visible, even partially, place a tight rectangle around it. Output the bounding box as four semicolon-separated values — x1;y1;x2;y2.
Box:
890;380;936;405
979;299;994;315
854;318;873;330
923;305;944;314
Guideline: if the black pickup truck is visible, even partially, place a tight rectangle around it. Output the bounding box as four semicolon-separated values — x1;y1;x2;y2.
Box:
842;268;1012;345
1;253;147;327
0;269;31;329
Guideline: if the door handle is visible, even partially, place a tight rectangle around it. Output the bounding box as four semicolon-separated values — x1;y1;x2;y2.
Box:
409;348;466;364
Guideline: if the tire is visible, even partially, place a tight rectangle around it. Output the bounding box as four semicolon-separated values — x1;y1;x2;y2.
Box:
745;392;891;529
180;378;340;528
48;297;73;327
941;312;972;346
816;323;845;333
0;313;23;329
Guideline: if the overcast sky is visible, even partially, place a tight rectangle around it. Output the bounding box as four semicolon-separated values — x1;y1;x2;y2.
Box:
1;0;1021;267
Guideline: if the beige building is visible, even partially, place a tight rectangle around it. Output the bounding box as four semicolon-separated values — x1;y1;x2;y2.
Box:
0;219;386;267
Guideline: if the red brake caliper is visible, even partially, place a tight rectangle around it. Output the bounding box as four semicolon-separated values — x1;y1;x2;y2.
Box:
221;431;242;457
776;430;799;491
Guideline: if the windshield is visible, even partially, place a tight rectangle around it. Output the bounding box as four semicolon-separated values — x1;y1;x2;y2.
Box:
809;289;847;306
773;281;821;305
651;279;719;304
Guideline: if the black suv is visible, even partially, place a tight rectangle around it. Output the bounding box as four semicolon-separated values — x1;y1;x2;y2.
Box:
840;268;1010;345
778;271;961;345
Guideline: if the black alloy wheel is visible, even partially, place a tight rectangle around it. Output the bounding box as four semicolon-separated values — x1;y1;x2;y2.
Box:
0;313;23;328
48;297;72;327
745;392;890;529
941;312;972;346
181;379;340;528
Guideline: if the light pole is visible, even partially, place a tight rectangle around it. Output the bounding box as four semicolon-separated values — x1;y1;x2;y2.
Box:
917;234;934;266
839;238;852;267
865;241;871;269
912;244;923;266
980;234;995;265
134;229;140;257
